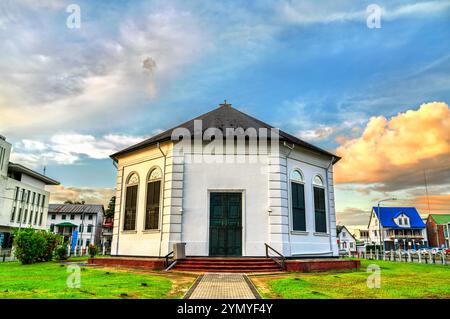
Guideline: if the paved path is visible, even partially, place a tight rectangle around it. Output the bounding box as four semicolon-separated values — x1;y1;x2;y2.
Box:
185;273;261;299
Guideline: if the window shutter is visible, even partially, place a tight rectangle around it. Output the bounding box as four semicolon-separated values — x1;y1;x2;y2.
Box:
291;182;306;231
314;187;327;233
124;185;138;230
145;180;161;230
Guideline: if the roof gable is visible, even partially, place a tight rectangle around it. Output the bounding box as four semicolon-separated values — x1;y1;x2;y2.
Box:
372;207;425;229
429;214;450;225
110;103;340;162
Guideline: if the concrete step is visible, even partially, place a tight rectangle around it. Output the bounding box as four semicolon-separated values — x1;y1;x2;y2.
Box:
172;257;282;273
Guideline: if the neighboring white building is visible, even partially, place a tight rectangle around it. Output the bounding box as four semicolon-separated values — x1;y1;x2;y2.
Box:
368;206;428;250
336;225;356;253
0;135;59;249
110;103;341;258
48;204;104;250
353;229;370;244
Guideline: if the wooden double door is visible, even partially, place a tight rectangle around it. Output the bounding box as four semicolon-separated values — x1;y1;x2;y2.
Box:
209;192;242;256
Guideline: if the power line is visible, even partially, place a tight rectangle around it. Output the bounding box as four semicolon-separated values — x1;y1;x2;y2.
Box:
423;169;431;216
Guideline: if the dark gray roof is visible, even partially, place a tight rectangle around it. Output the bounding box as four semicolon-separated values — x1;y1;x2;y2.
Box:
8;162;59;185
110;103;340;163
336;225;357;241
48;204;104;214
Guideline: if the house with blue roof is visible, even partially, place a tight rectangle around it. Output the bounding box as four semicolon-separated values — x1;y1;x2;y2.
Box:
368;207;428;250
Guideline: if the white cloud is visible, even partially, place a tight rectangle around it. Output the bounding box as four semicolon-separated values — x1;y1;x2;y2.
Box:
279;0;450;25
10;133;146;167
297;126;336;141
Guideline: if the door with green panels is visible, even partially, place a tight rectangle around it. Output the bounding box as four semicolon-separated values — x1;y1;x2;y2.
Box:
209;192;242;256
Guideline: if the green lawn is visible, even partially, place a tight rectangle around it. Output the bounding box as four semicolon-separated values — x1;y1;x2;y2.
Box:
0;261;195;299
251;260;450;299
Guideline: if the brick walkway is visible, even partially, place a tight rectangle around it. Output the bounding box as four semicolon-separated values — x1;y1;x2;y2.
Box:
185;273;260;299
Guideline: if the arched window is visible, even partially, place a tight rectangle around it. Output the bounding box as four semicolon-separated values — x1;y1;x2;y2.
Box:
145;167;162;230
124;172;139;231
290;169;306;231
313;175;324;186
291;170;304;182
313;174;327;233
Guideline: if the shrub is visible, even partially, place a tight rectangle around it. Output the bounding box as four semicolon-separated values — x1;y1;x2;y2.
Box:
54;245;68;261
88;244;98;258
13;228;46;264
39;231;62;262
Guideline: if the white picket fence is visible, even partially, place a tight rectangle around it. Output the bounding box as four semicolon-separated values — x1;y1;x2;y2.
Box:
344;250;449;265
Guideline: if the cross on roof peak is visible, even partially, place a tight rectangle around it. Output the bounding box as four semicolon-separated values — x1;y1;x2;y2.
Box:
219;99;231;107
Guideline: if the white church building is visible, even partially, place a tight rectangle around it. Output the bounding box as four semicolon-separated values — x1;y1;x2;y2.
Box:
110;102;340;258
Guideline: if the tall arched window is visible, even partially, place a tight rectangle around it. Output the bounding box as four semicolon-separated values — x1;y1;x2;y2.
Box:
145;167;162;230
124;173;139;231
290;169;306;231
313;175;327;233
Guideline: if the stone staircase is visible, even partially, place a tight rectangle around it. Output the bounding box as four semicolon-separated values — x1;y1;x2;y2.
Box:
172;257;282;273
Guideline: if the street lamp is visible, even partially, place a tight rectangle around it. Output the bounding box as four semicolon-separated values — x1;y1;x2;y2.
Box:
377;197;397;253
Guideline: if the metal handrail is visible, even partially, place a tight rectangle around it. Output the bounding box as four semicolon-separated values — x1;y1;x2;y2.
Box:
264;243;286;270
164;251;175;268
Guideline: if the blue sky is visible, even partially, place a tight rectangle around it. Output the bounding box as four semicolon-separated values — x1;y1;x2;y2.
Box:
1;0;449;228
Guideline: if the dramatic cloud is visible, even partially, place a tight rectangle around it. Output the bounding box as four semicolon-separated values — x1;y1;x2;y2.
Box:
401;193;450;216
48;185;115;207
334;102;450;190
10;134;145;167
0;2;206;138
336;207;370;228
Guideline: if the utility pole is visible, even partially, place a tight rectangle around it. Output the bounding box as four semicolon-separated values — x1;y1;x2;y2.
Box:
377;197;397;253
423;169;431;215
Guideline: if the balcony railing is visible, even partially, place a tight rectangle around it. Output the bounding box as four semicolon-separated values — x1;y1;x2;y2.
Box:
388;234;424;239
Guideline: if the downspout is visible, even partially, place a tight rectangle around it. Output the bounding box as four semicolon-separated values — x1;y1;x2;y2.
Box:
114;160;123;256
157;142;167;258
326;156;335;256
283;141;295;253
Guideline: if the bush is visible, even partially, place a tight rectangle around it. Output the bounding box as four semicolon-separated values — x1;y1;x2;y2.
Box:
13;228;46;264
88;244;98;258
39;231;62;262
54;245;68;261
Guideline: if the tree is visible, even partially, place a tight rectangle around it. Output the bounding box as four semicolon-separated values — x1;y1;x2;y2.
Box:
105;196;116;218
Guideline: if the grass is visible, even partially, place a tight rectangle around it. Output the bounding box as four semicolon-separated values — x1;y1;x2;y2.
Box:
251;260;450;299
0;261;197;299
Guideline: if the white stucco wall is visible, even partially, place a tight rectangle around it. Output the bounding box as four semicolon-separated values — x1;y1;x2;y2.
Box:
337;227;357;253
111;147;167;256
111;141;340;257
182;157;269;256
20;175;47;189
285;147;338;256
47;211;103;247
1;178;50;231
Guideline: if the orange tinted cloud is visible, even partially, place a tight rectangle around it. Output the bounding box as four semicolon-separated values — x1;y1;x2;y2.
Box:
48;185;115;207
334;102;450;184
408;194;450;215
